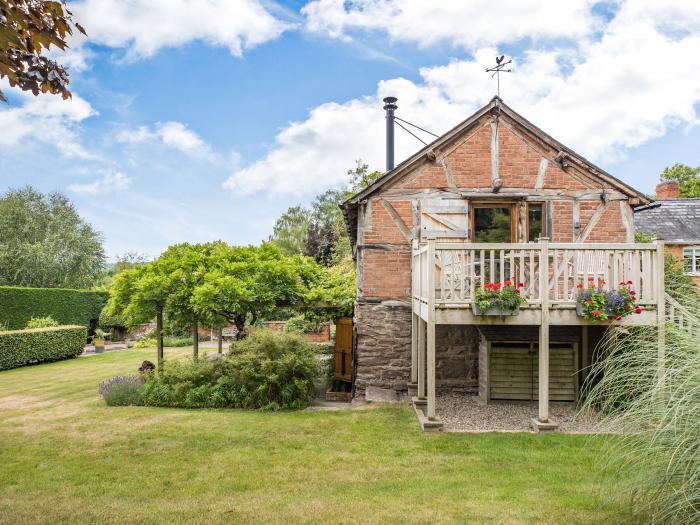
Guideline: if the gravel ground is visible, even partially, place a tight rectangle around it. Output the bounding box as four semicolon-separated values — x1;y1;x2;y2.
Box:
437;393;607;433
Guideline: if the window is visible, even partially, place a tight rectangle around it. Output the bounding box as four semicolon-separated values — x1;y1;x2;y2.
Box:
527;203;544;241
472;205;514;243
683;247;700;276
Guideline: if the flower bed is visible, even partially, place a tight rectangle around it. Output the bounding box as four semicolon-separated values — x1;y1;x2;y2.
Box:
473;281;525;315
576;278;643;321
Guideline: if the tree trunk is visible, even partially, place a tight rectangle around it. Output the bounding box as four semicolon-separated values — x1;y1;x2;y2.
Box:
217;326;223;354
234;315;246;340
192;320;199;361
156;306;164;369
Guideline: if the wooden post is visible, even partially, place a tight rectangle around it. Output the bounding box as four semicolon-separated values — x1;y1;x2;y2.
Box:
538;237;550;422
193;320;199;362
427;237;437;420
656;241;666;389
156;306;164;369
418;319;426;399
410;239;418;385
581;325;589;394
217;326;223;354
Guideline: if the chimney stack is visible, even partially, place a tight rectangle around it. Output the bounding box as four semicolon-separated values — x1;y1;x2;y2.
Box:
656;180;680;200
383;96;398;172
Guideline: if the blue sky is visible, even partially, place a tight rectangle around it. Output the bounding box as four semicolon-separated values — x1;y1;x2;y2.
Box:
1;0;699;259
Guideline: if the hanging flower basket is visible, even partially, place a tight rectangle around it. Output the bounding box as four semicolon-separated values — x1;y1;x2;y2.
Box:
576;278;643;321
473;281;525;316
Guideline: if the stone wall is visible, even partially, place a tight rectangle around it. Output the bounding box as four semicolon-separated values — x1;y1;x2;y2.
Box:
354;300;480;396
354;300;412;395
435;325;479;393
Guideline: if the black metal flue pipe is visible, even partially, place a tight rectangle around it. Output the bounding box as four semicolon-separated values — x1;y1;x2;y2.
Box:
383;96;398;172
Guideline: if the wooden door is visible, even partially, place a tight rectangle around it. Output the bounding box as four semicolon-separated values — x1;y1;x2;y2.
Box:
334;317;353;382
489;342;577;402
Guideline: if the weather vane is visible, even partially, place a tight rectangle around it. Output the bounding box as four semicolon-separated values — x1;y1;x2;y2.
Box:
486;55;512;97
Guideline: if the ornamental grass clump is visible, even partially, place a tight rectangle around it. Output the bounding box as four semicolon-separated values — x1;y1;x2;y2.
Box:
474;280;525;312
99;375;144;406
581;266;700;524
576;278;642;321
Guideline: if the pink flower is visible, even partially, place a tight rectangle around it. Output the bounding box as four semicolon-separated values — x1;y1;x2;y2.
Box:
629;291;636;296
514;289;520;294
635;306;643;314
627;280;633;285
588;277;595;281
592;309;600;317
614;316;622;321
576;284;583;289
504;280;512;286
517;282;524;287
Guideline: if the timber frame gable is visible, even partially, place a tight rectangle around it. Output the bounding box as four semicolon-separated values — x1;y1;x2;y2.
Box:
342;96;649;247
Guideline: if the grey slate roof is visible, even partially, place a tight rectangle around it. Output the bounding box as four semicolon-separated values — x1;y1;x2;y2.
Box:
634;199;700;244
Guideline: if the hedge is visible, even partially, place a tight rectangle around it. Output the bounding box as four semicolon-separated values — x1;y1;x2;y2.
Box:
0;325;87;370
0;286;108;330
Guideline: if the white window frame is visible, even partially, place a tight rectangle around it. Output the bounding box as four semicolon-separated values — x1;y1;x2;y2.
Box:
683;246;700;276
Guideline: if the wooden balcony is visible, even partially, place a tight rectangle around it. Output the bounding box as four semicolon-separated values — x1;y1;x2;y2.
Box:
411;239;664;326
409;238;666;428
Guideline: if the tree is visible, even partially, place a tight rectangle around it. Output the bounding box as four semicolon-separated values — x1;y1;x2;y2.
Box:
269;206;310;256
0;186;105;288
191;244;311;339
159;242;225;361
0;0;86;102
107;262;173;367
345;159;384;196
661;163;700;198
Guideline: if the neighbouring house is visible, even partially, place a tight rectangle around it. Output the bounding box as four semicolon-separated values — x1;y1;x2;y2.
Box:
634;181;700;287
342;96;666;431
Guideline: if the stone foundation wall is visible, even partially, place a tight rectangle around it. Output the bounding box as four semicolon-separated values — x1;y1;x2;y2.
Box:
354;300;412;395
354;301;480;396
436;325;479;393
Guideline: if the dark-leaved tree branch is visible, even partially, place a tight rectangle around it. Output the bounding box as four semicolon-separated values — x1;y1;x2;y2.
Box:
0;0;86;102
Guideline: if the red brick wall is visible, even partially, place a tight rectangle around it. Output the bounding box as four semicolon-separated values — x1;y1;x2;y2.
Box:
358;113;634;300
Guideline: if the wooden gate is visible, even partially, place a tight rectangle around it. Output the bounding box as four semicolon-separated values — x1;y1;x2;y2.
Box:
334;317;353;382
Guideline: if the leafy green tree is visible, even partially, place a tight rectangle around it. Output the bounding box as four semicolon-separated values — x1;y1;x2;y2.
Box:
345;159;384;196
269;206;310;256
0;186;105;288
191;244;312;339
661;163;700;198
107;262;173;367
159;242;226;360
0;0;86;102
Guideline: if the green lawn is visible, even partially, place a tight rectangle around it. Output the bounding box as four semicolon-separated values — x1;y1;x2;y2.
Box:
0;348;633;524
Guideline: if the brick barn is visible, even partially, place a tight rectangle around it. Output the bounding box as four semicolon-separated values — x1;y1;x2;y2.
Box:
342;96;667;430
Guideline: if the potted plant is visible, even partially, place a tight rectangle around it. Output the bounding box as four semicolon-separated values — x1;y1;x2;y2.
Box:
576;278;643;321
473;281;526;316
93;328;107;353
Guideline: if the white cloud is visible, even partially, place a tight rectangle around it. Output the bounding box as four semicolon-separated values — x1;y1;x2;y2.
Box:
116;121;213;158
302;0;600;49
0;87;98;159
68;172;132;195
225;0;700;196
71;0;290;60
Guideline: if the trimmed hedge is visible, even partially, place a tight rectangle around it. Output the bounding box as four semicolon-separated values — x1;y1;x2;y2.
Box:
0;286;107;330
0;325;87;370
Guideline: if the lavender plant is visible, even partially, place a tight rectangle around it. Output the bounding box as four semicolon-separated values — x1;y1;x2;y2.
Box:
99;375;144;406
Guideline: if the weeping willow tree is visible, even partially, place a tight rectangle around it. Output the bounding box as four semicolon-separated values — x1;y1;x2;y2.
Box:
582;254;700;524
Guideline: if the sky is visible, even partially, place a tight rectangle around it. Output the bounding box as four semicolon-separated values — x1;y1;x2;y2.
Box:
1;0;700;260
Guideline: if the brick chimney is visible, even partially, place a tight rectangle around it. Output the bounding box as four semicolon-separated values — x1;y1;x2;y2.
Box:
656;180;679;200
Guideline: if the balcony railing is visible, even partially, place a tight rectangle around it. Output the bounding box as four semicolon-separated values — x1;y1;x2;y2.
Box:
412;239;664;308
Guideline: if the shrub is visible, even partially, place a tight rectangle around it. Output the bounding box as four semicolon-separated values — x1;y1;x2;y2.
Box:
99;375;144;406
141;331;320;410
25;316;59;329
0;325;86;370
0;286;107;330
134;335;193;348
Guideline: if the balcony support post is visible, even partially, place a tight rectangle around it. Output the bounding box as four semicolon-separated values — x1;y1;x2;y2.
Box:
538;237;550;423
427;237;437;420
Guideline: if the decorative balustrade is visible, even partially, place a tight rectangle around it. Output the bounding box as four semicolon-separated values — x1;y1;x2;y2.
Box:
412;239;663;309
